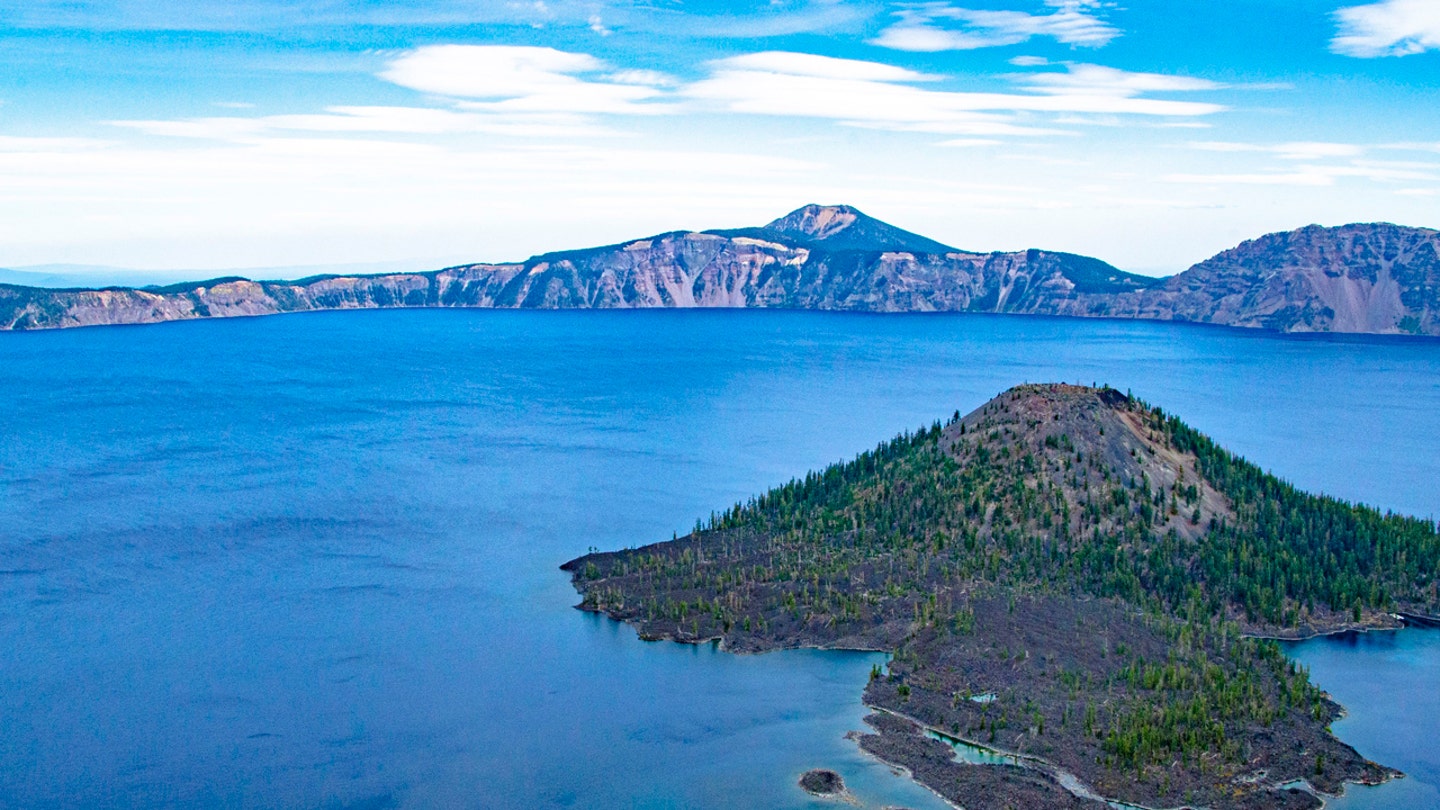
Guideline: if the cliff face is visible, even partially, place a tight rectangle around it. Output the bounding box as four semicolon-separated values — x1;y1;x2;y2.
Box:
2;206;1436;335
481;228;1153;313
1100;223;1440;334
0;206;1156;330
0;268;521;330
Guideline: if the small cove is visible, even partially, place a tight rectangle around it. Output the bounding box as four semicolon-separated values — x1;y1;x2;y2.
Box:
1285;626;1440;809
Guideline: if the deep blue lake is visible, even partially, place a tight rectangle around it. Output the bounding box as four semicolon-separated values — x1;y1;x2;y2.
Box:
1;309;1437;809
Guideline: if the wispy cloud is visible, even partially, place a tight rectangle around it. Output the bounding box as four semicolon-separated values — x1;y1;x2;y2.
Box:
110;45;682;142
1167;153;1439;186
1021;64;1221;96
379;45;673;115
713;51;938;82
687;53;1223;137
4;0;880;40
1163;171;1336;187
0;135;115;152
112;107;620;140
1175;141;1440;189
2;0;618;31
672;0;877;38
1332;0;1440;57
108;45;1231;153
872;0;1119;52
1383;141;1440;153
1188;141;1365;160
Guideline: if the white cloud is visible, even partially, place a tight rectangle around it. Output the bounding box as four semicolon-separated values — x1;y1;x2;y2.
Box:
938;138;1004;147
1166;160;1437;187
1173;141;1440;187
1163;171;1338;187
675;1;875;38
1332;0;1440;57
106;49;1226;157
1021;64;1221;96
1188;141;1365;160
2;0;648;32
112;45;684;144
603;70;677;88
687;66;1045;136
713;51;936;82
872;0;1119;52
0;135;114;152
379;45;672;115
112;106;618;140
687;53;1224;137
1381;141;1440;153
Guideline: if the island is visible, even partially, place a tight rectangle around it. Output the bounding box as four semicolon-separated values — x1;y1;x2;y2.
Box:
562;384;1440;809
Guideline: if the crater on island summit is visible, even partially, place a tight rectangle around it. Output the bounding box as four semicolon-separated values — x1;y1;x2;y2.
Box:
564;384;1440;810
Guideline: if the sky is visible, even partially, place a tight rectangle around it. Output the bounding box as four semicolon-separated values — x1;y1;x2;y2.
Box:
0;0;1437;277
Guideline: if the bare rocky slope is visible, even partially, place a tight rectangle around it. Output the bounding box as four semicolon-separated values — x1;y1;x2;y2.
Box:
2;205;1436;335
1100;223;1440;334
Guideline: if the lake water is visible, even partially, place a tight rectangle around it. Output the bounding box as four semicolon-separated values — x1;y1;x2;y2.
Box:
1;309;1437;809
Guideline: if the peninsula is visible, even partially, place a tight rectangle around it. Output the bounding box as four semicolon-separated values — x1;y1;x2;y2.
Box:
562;384;1440;810
3;206;1437;336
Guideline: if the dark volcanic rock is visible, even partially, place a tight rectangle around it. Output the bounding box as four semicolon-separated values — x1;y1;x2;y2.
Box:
798;769;846;796
855;713;1106;810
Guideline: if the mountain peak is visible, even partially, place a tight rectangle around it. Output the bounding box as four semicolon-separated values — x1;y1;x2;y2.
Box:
760;204;957;254
764;204;864;240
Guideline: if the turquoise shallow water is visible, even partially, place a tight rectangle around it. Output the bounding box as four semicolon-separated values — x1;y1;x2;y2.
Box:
1;309;1437;809
1286;627;1440;809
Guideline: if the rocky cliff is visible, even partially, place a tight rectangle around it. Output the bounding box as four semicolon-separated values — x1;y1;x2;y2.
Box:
1099;223;1440;334
3;205;1436;335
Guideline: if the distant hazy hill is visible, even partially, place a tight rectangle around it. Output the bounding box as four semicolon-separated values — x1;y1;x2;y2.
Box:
2;205;1435;336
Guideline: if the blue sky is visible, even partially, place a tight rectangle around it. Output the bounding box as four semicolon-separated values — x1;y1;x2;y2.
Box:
0;0;1437;276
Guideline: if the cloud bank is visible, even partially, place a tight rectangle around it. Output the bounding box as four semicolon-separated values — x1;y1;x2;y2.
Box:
1332;0;1440;57
872;0;1119;52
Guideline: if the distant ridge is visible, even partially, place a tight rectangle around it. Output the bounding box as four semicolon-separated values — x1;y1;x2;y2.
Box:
1;206;1436;336
1111;222;1440;334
